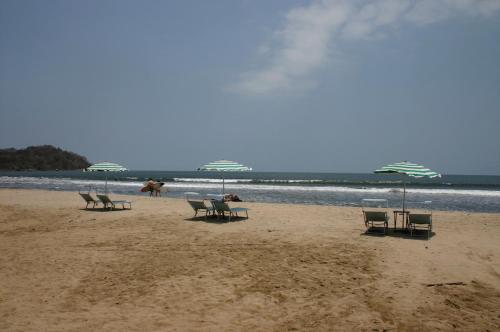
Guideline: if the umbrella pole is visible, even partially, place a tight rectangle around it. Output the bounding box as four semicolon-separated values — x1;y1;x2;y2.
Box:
222;174;225;195
105;173;108;194
402;181;406;213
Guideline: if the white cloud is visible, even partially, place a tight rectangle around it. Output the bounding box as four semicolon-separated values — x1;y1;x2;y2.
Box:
341;0;411;39
229;0;500;96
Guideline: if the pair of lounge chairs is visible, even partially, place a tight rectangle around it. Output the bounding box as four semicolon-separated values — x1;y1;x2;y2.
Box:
79;192;132;211
362;211;432;238
361;198;433;239
187;199;248;221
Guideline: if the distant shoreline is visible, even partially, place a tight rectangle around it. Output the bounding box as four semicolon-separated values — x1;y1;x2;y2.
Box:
1;187;500;216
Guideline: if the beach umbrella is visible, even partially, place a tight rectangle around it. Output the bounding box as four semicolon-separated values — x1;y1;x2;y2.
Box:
198;160;252;194
85;161;128;193
374;161;441;213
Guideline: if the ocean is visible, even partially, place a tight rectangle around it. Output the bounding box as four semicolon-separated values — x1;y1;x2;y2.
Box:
1;170;499;213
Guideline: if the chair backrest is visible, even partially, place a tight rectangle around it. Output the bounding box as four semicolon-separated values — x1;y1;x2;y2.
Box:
409;213;432;225
188;200;207;210
97;194;112;204
363;211;388;222
212;200;230;212
184;192;200;200
361;199;388;211
79;193;96;203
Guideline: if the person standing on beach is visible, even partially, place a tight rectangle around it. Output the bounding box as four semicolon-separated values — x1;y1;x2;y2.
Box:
155;181;166;197
147;178;156;197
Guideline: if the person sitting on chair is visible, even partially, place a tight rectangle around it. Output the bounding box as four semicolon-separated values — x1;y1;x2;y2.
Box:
224;194;242;202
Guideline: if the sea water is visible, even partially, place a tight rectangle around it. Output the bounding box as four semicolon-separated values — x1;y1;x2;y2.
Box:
0;171;499;213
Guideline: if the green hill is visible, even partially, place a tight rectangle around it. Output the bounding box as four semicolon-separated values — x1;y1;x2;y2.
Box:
0;145;91;171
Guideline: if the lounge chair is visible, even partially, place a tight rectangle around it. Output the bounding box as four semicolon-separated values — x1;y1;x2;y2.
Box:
97;194;132;210
79;192;100;209
212;201;248;221
187;199;215;220
408;213;432;239
363;211;389;235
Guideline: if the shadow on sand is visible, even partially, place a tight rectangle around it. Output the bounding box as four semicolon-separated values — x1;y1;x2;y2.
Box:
184;215;249;224
79;208;131;213
361;227;435;240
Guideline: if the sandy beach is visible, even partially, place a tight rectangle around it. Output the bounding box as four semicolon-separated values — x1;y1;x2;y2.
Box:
0;189;499;331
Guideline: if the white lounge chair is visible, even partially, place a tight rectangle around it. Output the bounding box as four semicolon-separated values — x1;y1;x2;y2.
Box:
79;192;100;209
408;213;432;239
363;211;389;235
97;194;132;210
187;199;215;220
361;199;389;235
212;201;248;221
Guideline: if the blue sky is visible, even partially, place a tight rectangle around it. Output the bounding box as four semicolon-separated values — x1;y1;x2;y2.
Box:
1;0;499;174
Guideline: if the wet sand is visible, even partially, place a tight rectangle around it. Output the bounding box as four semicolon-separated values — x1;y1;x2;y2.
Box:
1;189;499;331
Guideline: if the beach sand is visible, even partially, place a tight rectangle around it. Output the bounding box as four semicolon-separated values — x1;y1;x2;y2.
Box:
1;189;499;331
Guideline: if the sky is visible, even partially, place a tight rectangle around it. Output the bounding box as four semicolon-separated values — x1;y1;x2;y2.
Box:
1;0;499;174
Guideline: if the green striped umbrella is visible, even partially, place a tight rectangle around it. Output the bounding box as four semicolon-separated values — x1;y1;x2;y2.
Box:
85;162;128;193
198;160;252;194
374;161;441;212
